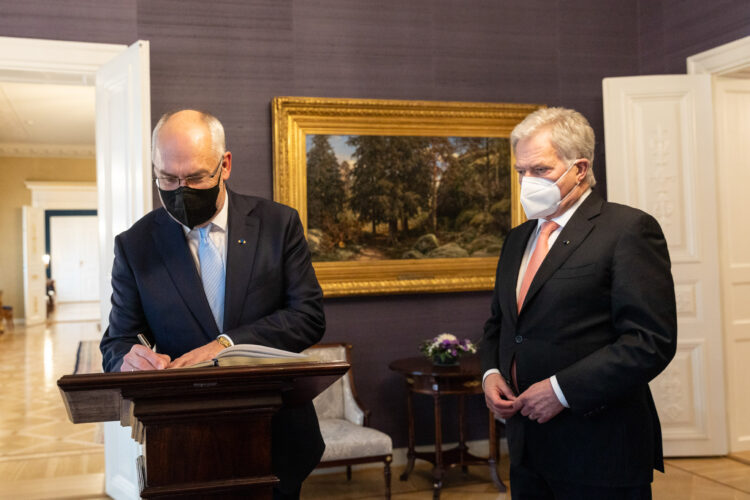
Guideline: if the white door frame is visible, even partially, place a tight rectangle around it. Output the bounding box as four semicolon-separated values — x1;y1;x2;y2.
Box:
0;37;125;325
687;36;750;76
0;36;126;85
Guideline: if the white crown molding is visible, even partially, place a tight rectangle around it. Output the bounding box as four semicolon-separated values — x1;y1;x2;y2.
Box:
0;142;95;158
25;181;96;191
25;181;97;210
0;37;126;85
687;36;750;75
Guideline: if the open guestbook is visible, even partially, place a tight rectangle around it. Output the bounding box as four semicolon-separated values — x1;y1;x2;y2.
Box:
189;343;309;368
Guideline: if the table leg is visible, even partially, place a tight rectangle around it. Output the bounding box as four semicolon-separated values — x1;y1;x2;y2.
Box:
487;409;507;492
400;390;416;481
459;394;468;475
432;392;443;499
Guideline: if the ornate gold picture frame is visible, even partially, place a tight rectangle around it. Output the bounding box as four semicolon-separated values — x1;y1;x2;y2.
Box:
272;96;540;297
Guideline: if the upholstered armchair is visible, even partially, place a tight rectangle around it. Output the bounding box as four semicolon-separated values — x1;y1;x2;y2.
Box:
304;343;393;499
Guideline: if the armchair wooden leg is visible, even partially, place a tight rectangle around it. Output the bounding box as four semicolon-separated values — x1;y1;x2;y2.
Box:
384;456;392;499
346;465;352;481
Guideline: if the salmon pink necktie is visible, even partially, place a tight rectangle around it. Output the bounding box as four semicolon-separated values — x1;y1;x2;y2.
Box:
517;220;559;312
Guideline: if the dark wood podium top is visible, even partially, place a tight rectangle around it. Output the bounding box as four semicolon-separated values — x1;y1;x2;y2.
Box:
58;359;349;424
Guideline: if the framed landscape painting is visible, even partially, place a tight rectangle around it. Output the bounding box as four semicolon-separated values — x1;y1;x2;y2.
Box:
272;97;542;297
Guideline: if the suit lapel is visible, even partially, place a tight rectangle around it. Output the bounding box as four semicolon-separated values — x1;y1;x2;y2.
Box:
152;210;219;339
503;220;537;324
223;191;261;331
520;193;603;313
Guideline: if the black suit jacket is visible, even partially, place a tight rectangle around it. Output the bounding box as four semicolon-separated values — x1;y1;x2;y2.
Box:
480;192;677;487
100;189;326;491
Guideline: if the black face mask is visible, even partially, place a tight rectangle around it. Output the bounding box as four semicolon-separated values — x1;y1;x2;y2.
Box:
159;182;220;229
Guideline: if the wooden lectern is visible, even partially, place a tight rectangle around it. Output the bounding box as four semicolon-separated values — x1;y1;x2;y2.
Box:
58;360;349;499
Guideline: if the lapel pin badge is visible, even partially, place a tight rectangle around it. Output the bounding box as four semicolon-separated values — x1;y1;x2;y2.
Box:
563;240;570;245
237;239;247;245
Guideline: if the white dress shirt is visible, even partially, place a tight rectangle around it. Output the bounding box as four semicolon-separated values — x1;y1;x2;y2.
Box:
483;188;592;408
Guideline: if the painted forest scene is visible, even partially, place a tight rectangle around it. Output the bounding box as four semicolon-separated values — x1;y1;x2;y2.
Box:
305;134;513;262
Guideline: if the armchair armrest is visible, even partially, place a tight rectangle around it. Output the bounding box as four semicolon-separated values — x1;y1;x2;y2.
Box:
342;373;366;425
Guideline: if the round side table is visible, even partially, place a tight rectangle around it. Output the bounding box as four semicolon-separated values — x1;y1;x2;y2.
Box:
389;355;506;499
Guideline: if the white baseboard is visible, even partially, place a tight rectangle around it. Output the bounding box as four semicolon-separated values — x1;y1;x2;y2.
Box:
311;437;508;476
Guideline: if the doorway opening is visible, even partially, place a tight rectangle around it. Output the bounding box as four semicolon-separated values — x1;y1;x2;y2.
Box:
0;36;151;329
46;210;100;322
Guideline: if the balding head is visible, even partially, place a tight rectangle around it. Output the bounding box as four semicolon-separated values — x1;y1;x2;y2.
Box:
151;110;232;228
151;110;226;169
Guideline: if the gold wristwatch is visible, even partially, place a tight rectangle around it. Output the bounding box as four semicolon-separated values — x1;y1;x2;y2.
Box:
216;334;233;349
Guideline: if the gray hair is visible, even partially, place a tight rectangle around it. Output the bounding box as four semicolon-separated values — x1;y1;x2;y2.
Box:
510;107;596;187
151;110;226;166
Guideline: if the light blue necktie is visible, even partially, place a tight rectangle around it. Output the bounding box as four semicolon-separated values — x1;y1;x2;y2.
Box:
198;225;225;332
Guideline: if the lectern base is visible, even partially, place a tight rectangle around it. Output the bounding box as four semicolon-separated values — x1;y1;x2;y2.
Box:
58;360;350;500
137;455;277;499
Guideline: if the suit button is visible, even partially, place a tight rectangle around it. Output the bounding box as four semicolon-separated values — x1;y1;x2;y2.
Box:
515;335;523;344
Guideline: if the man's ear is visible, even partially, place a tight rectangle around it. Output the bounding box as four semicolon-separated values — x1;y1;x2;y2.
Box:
222;151;232;180
575;159;589;182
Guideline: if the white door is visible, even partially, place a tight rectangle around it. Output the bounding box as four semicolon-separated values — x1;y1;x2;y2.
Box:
96;40;152;500
22;206;46;326
713;76;750;453
96;39;152;329
50;215;99;302
603;75;728;456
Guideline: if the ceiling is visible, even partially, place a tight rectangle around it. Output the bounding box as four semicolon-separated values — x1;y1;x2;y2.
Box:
0;81;95;158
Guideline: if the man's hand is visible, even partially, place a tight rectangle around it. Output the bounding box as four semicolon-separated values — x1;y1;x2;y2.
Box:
168;340;225;368
483;372;519;420
513;378;564;424
121;344;171;371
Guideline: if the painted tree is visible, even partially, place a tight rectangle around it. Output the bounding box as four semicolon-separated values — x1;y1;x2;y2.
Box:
437;137;511;232
348;135;432;240
306;135;346;231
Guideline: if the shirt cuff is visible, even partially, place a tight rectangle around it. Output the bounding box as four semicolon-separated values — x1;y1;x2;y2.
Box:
482;368;501;389
550;375;569;408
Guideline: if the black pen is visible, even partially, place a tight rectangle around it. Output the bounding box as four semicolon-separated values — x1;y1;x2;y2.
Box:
137;333;156;352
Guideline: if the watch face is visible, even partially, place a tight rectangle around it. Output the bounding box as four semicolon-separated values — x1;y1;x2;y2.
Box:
217;336;230;348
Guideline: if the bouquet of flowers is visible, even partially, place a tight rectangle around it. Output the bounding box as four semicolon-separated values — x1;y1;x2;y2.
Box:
419;333;477;365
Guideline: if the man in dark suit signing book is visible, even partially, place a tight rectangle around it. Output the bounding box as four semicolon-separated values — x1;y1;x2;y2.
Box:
481;107;677;499
100;109;325;499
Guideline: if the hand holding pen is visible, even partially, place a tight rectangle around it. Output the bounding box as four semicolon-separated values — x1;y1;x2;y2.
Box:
137;333;156;352
120;332;171;372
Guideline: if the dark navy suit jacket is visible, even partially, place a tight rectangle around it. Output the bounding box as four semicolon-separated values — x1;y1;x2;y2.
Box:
100;189;326;490
481;192;677;487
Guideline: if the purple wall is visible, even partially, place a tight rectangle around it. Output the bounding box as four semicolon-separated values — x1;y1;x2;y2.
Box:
637;0;750;74
0;1;137;44
3;0;745;447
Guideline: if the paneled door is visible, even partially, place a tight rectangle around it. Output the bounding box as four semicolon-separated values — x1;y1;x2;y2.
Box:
603;75;728;456
713;76;750;453
22;206;46;326
50;215;99;302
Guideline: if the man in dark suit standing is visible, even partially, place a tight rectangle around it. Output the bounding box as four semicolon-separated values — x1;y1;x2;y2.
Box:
100;109;325;499
481;107;677;499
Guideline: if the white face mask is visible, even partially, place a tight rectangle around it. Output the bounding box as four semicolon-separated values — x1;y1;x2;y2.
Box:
520;161;579;219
